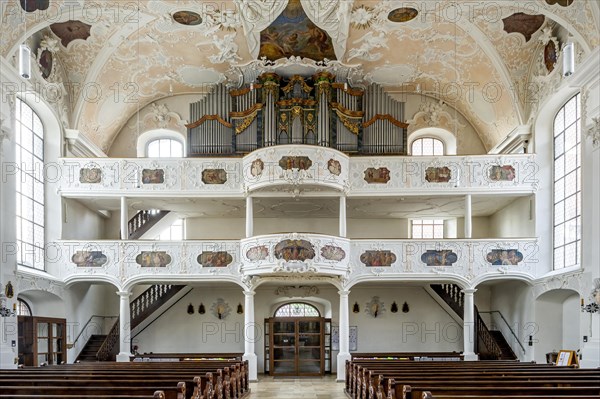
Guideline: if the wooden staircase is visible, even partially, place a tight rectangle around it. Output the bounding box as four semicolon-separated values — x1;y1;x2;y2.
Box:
127;210;170;239
489;330;518;360
430;284;517;360
89;284;186;361
76;335;107;362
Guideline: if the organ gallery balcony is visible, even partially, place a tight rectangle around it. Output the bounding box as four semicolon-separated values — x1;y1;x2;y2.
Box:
57;150;538;197
49;236;539;288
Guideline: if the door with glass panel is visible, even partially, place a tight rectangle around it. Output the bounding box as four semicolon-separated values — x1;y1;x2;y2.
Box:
269;317;324;376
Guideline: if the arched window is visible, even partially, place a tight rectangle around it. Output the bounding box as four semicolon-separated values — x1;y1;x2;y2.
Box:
275;303;320;317
411;137;444;156
15;98;45;270
17;299;32;316
147;138;183;158
553;94;581;270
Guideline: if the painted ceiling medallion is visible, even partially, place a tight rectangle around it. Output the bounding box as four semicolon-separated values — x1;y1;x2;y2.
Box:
38;49;52;80
387;7;419;23
50;20;92;47
544;40;558;73
502;13;545;42
20;0;48;12
259;0;336;61
545;0;574;6
172;11;202;26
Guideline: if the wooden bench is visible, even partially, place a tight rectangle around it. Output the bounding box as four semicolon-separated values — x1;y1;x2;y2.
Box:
344;357;600;399
0;359;251;399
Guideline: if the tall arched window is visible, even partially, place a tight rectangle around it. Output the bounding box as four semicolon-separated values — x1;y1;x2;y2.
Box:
553;94;581;270
147;138;183;158
17;299;32;316
411;137;444;156
275;303;320;317
15;99;45;270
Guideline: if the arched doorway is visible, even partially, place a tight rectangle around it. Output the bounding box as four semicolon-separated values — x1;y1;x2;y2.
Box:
266;302;330;376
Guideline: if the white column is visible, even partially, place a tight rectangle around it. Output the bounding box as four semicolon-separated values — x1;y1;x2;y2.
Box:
245;196;253;238
339;195;347;237
116;291;132;362
120;196;128;240
464;194;472;239
462;288;478;361
337;290;351;380
242;290;258;381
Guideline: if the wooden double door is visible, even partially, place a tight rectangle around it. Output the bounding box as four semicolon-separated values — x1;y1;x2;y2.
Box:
268;317;324;376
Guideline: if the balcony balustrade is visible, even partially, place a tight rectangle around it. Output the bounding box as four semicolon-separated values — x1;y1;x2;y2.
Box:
50;236;539;289
58;150;538;197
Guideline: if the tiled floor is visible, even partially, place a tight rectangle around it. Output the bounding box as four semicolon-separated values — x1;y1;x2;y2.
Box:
248;375;347;398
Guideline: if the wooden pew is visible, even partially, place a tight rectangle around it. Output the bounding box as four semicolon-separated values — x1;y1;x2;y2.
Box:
0;359;250;399
344;357;600;399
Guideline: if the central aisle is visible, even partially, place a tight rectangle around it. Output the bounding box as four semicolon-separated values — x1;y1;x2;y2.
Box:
248;375;346;398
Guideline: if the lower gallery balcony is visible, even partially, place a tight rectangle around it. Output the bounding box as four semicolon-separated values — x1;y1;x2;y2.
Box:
49;236;539;290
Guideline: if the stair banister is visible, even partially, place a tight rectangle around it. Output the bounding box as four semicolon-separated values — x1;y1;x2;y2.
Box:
478;310;526;354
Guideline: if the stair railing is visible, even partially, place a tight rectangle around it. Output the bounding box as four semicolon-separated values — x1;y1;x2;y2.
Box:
433;284;506;359
95;284;185;360
127;210;170;239
97;317;120;361
131;284;183;329
479;310;526;354
475;307;503;359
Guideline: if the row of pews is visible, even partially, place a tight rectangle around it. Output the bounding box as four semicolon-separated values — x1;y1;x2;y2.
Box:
345;356;600;399
0;359;250;399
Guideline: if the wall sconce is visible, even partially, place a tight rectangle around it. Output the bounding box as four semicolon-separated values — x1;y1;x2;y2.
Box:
353;302;360;313
211;298;231;320
187;303;194;314
365;296;385;318
562;39;575;77
237;303;243;314
528;335;533;347
19;44;31;79
198;303;205;314
402;302;409;313
391;301;398;313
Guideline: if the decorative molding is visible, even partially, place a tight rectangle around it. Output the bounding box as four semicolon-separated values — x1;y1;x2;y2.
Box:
274;285;320;298
209;33;242;64
145;103;187;130
64;129;107;158
584;117;600;149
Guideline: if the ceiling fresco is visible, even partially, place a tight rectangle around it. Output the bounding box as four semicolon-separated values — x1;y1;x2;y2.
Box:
1;0;598;153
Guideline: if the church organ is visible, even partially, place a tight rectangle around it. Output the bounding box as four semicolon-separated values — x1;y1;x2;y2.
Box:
186;73;408;156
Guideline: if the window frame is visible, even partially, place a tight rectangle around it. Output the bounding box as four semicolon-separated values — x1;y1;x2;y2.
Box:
17;298;32;316
274;302;321;318
552;93;581;270
15;98;45;271
411;219;445;239
146;137;184;158
410;137;445;156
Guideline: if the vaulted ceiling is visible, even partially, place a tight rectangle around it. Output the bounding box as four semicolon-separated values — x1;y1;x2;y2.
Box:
2;0;599;152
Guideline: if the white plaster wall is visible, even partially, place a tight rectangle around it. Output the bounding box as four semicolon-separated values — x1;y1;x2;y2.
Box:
489;281;535;362
348;286;463;354
185;217;412;239
488;196;535;238
456;216;490;238
62;199;105;240
132;286;246;356
392;93;487;155
347;218;410;239
108;94;198;157
185;218;244;240
534;298;562;363
562;294;580;351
